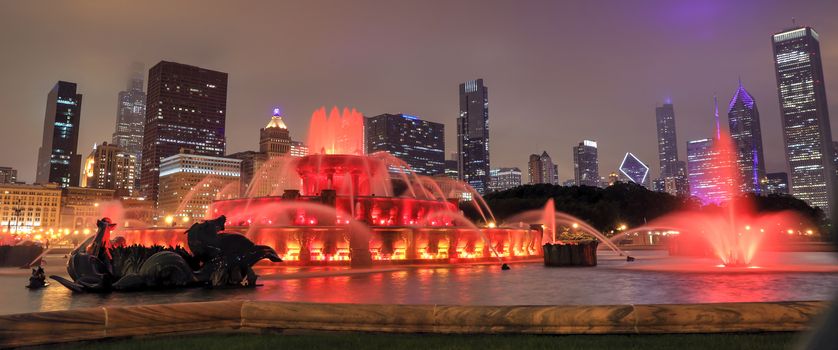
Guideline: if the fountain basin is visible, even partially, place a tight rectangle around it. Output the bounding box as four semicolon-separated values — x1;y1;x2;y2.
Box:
542;241;599;267
117;226;542;265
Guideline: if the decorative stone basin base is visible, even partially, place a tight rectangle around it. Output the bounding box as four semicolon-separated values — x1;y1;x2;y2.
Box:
542;240;598;267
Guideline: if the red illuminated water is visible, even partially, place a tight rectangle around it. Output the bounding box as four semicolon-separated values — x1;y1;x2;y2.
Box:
622;132;803;267
306;106;365;155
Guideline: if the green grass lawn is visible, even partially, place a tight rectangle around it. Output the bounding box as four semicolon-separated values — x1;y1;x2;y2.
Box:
34;331;802;350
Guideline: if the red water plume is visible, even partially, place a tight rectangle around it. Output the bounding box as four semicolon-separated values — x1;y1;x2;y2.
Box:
659;131;806;266
306;106;364;155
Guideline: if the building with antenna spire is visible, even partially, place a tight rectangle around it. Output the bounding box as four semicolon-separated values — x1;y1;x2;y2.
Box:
713;94;721;140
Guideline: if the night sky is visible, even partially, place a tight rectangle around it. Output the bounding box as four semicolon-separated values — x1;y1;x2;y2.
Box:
1;0;837;183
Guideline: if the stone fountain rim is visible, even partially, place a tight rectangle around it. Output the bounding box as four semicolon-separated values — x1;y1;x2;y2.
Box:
0;299;827;348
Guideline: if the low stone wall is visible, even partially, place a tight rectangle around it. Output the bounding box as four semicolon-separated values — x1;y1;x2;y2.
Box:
0;300;827;348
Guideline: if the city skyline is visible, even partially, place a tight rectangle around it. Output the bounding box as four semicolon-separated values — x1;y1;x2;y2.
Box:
1;2;838;185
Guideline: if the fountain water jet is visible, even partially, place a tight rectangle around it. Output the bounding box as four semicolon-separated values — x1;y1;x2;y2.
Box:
647;131;803;267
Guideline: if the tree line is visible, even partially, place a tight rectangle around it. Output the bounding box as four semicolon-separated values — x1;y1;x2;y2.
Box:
462;182;830;239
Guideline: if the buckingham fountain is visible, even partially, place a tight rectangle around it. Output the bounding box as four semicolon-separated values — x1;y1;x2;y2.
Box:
115;107;545;267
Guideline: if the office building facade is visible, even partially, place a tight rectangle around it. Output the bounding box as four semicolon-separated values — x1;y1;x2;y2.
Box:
366;113;445;176
490;167;522;192
772;27;836;217
762;172;790;195
573;140;599;187
140;61;228;203
527;152;558;185
0;183;62;234
158;152;241;222
81;142;137;197
0;167;17;184
457;79;490;193
655;102;679;178
36;81;83;188
687;138;730;205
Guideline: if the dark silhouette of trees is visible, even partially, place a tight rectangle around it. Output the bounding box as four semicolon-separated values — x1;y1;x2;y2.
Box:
465;182;829;237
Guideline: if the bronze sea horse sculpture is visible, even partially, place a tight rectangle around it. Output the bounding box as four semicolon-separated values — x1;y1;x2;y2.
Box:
187;215;283;287
50;216;281;292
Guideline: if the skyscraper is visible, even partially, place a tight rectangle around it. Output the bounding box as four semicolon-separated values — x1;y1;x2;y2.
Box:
762;172;789;195
157;151;241;222
668;161;690;196
112;63;146;189
289;141;309;158
366;113;445;176
0;167;17;184
619;152;650;186
727;80;766;194
140;61;228;203
81;142;137;197
260;108;292;156
457;79;490;194
489;167;522;192
687;138;730;205
36;81;83;188
573;140;599;187
229;109;295;197
654;101;689;195
444;159;459;180
527;152;558;185
772;27;836;217
655;102;679;178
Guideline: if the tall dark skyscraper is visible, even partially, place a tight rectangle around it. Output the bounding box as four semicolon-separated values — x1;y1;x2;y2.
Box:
113;63;146;191
365;113;445;176
655;102;679;178
654;102;689;196
140;61;228;203
727;80;766;194
457;79;490;194
36;81;82;188
772;27;836;217
573;140;599;187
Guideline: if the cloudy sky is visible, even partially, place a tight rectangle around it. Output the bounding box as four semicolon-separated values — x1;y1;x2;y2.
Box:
1;0;837;183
